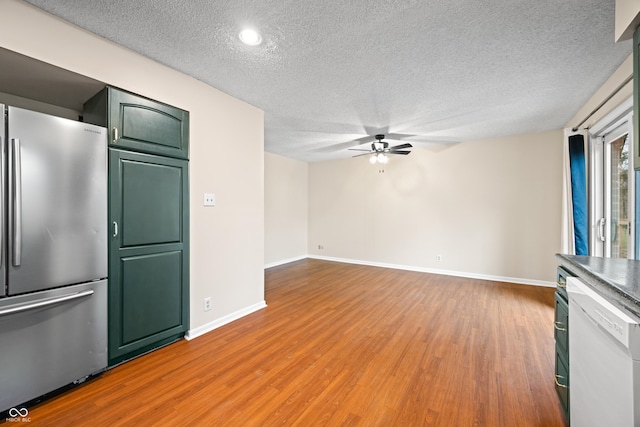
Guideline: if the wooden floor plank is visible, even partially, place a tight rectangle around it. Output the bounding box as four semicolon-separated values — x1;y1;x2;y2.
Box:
21;259;567;426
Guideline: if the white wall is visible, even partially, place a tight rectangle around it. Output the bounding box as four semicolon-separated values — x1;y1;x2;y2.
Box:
264;152;308;267
615;0;640;41
0;0;265;334
266;25;632;289
261;19;631;288
308;130;564;284
0;91;80;120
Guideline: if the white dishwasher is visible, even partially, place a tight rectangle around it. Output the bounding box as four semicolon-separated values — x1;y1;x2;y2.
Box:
567;277;640;426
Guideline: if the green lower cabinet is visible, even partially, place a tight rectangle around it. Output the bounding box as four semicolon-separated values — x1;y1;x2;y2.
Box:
555;348;570;422
554;292;569;354
554;266;571;423
109;148;189;365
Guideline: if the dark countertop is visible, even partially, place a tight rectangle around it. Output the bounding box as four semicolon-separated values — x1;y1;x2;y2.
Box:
556;254;640;318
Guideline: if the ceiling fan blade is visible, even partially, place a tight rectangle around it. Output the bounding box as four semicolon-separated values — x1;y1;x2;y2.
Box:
352;152;373;157
312;135;374;153
389;143;412;150
388;150;411;155
382;133;417;141
348;148;373;152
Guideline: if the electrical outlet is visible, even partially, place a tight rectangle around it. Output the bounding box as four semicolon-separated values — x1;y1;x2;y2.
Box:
204;193;215;207
204;297;212;312
436;254;442;262
318;244;324;250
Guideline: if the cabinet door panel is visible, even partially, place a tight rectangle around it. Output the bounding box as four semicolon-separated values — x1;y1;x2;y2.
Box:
121;251;183;345
109;87;189;159
555;349;570;422
121;104;183;149
121;159;183;246
554;292;569;354
556;267;571;300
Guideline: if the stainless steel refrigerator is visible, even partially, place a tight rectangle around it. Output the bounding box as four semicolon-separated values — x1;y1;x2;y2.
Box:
0;105;108;412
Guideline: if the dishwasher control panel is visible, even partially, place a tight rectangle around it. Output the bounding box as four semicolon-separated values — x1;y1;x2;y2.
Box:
567;277;640;355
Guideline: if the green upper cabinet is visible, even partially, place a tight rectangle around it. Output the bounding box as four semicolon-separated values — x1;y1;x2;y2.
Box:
84;86;189;160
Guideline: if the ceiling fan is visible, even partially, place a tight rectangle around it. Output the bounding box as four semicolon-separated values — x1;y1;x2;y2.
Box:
348;134;412;164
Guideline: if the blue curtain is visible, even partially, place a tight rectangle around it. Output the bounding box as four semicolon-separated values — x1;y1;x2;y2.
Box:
569;135;588;255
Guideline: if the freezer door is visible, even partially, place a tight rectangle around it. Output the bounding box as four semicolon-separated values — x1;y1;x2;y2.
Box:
7;107;107;295
0;280;107;412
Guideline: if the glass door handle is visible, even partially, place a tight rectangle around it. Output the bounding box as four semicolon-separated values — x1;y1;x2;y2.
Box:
597;218;606;242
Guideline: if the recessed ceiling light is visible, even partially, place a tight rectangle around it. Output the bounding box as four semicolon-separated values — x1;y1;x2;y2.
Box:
239;28;262;46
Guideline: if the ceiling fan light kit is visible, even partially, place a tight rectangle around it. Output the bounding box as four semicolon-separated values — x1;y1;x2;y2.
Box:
349;134;412;164
369;153;389;164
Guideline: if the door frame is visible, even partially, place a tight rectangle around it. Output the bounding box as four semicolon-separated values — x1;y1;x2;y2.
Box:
588;97;634;258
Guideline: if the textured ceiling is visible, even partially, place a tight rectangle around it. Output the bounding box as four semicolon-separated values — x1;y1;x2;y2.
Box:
25;0;632;162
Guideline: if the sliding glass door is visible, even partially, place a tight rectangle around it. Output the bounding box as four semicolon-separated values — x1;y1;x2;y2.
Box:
605;131;630;258
590;108;634;258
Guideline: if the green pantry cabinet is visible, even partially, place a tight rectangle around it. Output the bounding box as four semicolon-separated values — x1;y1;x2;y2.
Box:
554;266;572;423
84;87;189;365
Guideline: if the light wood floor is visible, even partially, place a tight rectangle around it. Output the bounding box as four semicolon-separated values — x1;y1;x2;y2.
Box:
23;259;566;426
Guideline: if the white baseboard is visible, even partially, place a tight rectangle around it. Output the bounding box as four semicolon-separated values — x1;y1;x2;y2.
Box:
185;300;267;341
307;255;556;288
264;255;307;269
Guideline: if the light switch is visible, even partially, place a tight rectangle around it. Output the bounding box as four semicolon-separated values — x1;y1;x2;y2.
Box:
204;193;215;207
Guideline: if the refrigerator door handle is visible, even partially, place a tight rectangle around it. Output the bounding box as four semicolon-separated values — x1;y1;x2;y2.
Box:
12;138;22;267
0;289;94;316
